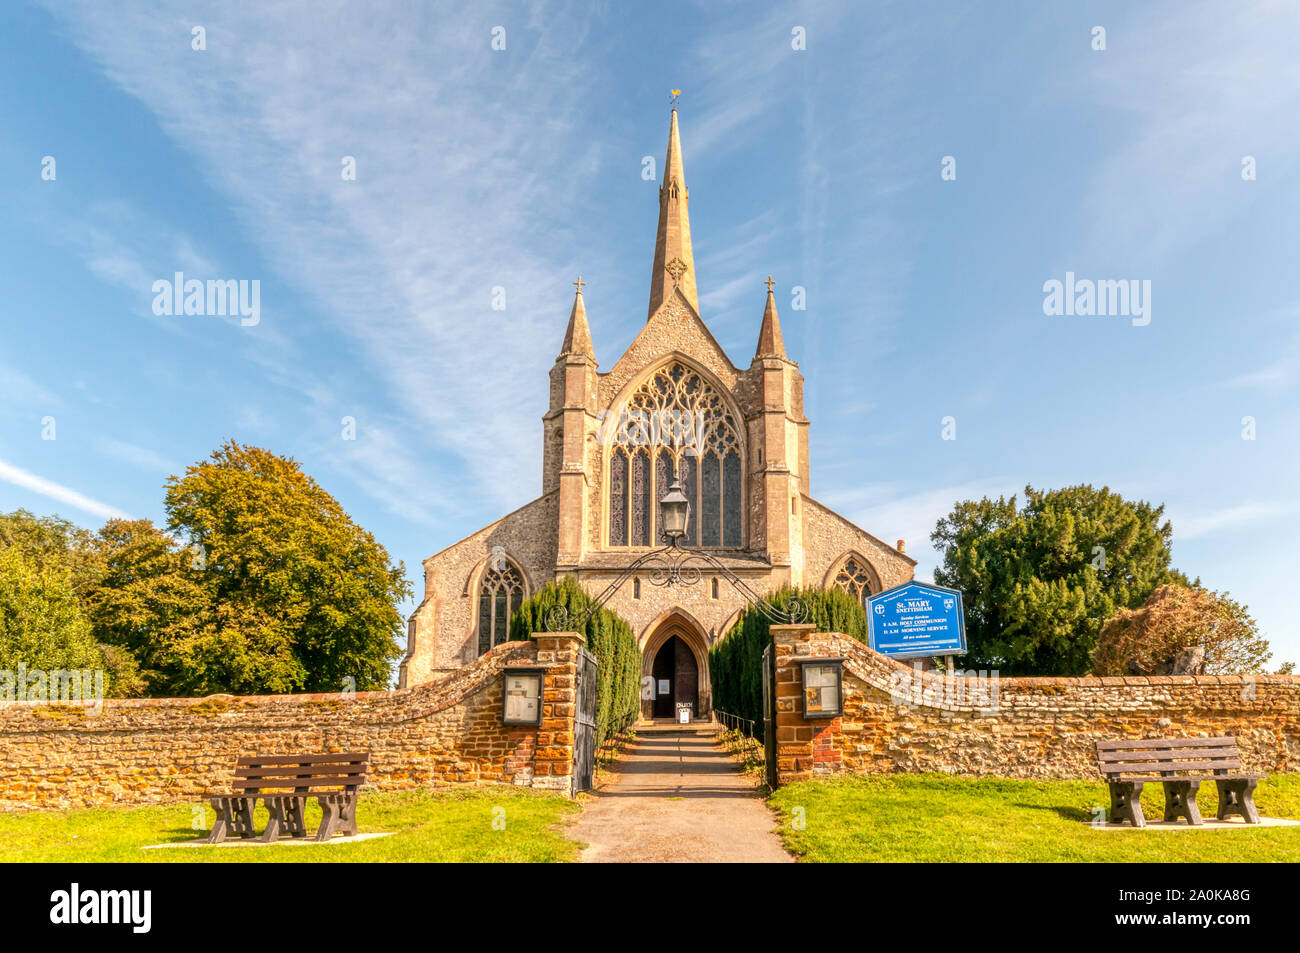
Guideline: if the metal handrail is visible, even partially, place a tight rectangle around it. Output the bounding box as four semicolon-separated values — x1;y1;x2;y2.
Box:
713;708;764;765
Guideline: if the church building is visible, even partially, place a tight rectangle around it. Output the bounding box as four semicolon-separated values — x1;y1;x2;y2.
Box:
399;109;915;718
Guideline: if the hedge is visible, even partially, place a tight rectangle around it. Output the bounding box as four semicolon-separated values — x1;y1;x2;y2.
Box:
509;575;641;746
708;586;867;734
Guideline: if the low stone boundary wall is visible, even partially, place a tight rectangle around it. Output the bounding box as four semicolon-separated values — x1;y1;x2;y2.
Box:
772;625;1300;785
0;632;584;812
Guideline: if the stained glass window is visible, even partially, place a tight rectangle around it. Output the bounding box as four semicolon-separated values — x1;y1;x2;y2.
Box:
477;558;526;655
833;555;877;609
606;361;744;548
701;450;720;546
723;449;742;547
609;448;628;546
680;453;698;546
631;449;651;547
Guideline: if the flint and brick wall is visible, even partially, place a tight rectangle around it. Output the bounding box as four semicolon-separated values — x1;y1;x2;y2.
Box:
772;625;1300;785
0;632;584;813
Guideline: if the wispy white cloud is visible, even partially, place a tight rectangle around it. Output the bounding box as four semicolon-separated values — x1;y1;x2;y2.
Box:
1168;499;1300;541
0;458;129;521
45;200;226;338
40;1;603;515
1073;1;1300;268
95;437;178;474
819;476;1019;578
1223;332;1300;392
0;364;59;408
311;420;449;529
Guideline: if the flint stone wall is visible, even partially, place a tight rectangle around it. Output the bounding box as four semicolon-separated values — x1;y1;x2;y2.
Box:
772;625;1300;784
0;633;584;813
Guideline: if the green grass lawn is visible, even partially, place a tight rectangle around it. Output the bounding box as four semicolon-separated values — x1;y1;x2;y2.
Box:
0;787;582;862
768;773;1300;862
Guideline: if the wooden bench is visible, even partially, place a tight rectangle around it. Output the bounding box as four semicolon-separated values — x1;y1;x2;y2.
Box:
206;752;369;844
1096;737;1262;828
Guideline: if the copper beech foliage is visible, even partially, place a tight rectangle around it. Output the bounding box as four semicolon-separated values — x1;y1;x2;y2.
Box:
1093;583;1274;676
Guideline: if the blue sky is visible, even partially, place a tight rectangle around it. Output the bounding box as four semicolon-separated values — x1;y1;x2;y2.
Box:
2;1;1297;667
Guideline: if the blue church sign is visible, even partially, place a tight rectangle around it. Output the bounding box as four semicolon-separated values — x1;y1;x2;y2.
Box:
867;581;966;659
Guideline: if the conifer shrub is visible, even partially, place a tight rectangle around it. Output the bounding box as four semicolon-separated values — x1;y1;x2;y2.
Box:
709;586;867;733
509;576;641;745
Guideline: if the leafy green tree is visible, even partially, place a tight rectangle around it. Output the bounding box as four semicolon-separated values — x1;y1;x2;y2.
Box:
931;484;1190;675
83;519;218;695
0;511;143;696
509;576;640;745
163;441;411;694
0;509;100;599
0;547;102;672
0;546;142;696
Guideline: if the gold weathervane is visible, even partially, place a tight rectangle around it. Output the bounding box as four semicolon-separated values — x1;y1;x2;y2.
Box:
669;88;681;106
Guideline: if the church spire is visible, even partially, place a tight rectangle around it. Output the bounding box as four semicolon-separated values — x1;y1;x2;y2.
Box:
754;275;788;360
560;276;594;359
647;108;698;320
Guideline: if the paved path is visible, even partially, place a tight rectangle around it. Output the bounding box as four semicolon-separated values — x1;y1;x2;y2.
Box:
567;725;793;863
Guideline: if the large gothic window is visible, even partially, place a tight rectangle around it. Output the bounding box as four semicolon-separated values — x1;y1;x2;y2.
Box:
606;362;744;548
477;558;526;655
832;555;878;608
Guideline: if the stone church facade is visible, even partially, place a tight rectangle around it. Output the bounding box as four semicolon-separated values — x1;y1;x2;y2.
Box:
399;109;915;718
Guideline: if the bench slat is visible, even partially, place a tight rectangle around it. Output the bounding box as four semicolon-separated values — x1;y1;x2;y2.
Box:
232;778;366;791
232;777;367;789
1102;760;1241;774
235;765;370;780
1102;764;1242;774
236;753;368;767
1109;774;1262;783
1102;759;1242;774
1096;737;1235;751
1099;749;1237;763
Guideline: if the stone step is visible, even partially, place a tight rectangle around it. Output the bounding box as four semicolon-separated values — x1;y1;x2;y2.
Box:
633;719;722;736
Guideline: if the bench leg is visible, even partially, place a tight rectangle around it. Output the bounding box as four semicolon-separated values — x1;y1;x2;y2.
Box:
283;797;308;838
340;793;359;836
1162;780;1203;825
208;797;258;843
230;797;257;838
316;795;339;842
1216;779;1260;824
261;798;284;843
206;798;232;844
315;793;359;840
260;796;308;841
1109;781;1145;828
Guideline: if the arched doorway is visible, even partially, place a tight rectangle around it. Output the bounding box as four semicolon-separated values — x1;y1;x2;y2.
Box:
641;610;711;721
650;636;698;718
